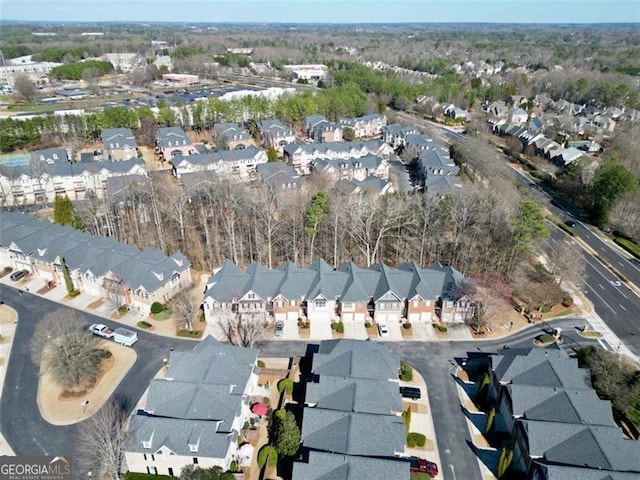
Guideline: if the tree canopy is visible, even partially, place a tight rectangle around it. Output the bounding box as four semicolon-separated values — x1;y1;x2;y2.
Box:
271;409;300;457
588;158;639;227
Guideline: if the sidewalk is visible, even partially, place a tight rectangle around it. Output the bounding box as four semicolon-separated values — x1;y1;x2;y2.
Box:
400;368;444;480
0;304;17;455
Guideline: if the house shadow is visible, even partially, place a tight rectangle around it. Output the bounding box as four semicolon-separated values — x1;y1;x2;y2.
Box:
466;439;499;476
462;405;489;434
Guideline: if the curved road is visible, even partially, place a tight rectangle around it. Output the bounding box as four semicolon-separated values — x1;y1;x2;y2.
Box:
0;285;196;460
256;316;598;480
0;284;602;480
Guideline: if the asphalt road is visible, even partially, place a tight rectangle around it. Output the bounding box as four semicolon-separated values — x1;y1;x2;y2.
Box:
0;282;601;480
257;317;596;480
0;285;196;461
400;114;640;356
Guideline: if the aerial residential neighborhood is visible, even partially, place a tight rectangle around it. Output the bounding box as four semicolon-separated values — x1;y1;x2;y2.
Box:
0;4;639;480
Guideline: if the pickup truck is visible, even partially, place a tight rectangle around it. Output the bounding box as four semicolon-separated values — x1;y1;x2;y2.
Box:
88;323;114;339
399;386;421;400
409;457;438;477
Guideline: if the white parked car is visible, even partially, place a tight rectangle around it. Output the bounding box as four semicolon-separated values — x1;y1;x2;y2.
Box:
377;323;389;337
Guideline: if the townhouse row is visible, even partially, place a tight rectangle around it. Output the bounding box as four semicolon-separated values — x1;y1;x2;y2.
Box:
0;212;191;313
202;258;473;327
468;347;640;480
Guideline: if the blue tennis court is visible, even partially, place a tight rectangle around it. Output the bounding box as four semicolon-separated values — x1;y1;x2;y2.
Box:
0;153;30;167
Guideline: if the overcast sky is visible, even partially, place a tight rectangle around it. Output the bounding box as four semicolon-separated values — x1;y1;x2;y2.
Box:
1;0;639;23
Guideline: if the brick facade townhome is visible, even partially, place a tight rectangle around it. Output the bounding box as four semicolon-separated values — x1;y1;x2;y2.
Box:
202;258;472;328
0;212;191;313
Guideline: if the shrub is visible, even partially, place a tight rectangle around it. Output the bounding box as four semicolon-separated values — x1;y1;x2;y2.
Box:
336;322;344;333
536;333;555;343
243;421;250;430
399;362;413;382
556;221;575;236
263;396;270;405
137;321;152;329
403;322;412;329
330;322;338;330
407;432;426;448
615;237;640;259
0;266;12;278
229;460;238;473
150;302;164;314
118;305;128;315
199;312;206;322
561;292;574;307
485;408;496;433
60;389;88;398
434;323;448;332
278;378;294;395
257;360;266;368
364;321;372;328
540;305;551;313
68;289;81;297
257;445;278;468
177;329;202;338
100;349;112;359
402;408;412;429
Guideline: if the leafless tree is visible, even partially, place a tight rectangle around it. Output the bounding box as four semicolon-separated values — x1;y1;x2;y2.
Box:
77;398;130;480
12;74;37;101
213;306;266;348
459;273;512;333
103;277;127;312
544;238;586;303
173;288;197;331
30;310;106;388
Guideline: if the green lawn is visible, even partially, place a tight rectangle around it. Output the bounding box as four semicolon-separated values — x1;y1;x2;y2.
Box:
410;472;432;480
124;473;174;480
151;309;172;321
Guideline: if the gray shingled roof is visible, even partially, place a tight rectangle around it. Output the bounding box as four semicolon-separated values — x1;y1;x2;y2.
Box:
0;211;189;294
535;463;640;480
127;415;235;457
524;421;640;472
258;119;295;136
256;161;300;189
156;127;192;149
166;336;258;387
275;261;317;301
428;262;467;301
511;386;615;426
336;262;379;302
145;380;242;427
369;262;413;301
204;259;469;308
312;154;382;173
301;408;406;457
127;336;257;461
292;451;410;480
101;128;137;149
313;339;399;381
399;262;447;301
30;148;69;164
305;376;401;415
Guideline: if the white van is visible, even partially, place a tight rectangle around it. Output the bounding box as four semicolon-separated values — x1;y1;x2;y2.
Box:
113;327;138;346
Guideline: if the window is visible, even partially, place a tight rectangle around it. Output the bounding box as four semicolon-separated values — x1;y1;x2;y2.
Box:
242;303;249;309
143;454;147;461
248;293;255;299
193;457;198;465
277;301;283;308
315;299;326;308
53;153;58;160
413;301;418;308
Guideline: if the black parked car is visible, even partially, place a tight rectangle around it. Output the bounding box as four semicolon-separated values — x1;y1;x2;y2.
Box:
399;386;421;400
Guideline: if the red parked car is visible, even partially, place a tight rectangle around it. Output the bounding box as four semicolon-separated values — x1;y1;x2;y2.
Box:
410;457;439;477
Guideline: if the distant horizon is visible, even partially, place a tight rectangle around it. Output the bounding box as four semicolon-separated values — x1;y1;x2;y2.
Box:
1;1;638;25
2;19;640;26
